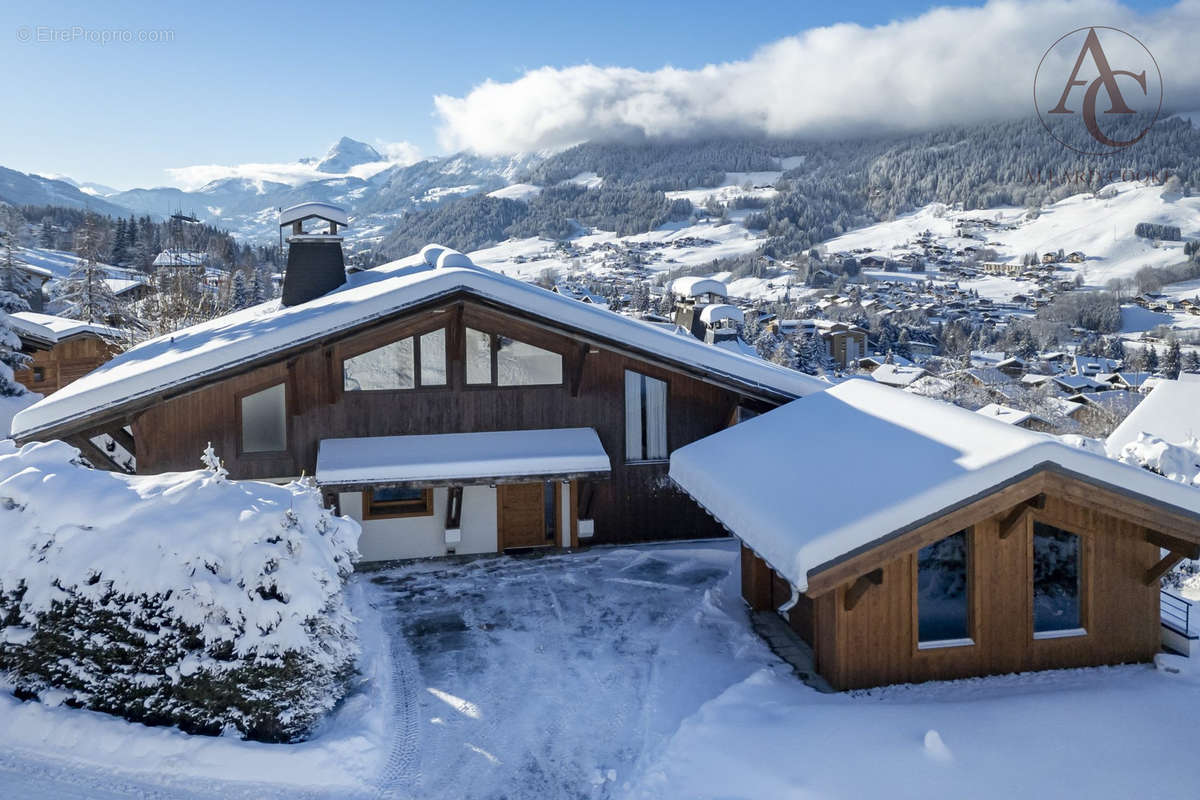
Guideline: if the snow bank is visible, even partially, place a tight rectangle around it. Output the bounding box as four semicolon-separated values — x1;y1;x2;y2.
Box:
0;441;361;742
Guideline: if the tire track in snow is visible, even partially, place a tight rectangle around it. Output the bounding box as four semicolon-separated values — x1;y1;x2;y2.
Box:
372;582;423;794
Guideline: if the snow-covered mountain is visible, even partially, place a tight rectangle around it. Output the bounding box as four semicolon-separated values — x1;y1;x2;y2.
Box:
311;136;383;174
0;166;129;218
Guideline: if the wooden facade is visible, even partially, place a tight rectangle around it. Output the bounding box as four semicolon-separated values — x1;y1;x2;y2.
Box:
14;334;119;396
743;471;1195;690
122;294;776;547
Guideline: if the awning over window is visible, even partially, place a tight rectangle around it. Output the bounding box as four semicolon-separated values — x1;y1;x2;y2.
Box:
316;428;611;489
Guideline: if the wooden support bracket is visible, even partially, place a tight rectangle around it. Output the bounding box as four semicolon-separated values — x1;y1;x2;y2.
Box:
998;493;1046;539
1146;552;1186;586
69;435;128;473
843;568;884;612
103;425;136;456
1146;529;1200;560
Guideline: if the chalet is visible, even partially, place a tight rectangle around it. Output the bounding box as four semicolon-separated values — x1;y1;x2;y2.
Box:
670;381;1200;690
869;364;928;389
974;402;1055;433
7;311;122;395
670;276;728;340
10;220;825;563
2;261;54;312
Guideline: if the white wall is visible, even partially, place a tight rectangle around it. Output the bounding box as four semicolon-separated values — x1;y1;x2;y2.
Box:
342;486;499;562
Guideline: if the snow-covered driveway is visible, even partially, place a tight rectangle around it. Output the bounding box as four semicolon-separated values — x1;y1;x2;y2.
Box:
367;541;765;798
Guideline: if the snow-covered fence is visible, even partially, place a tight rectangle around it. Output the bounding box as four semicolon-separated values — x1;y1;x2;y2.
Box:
0;440;361;743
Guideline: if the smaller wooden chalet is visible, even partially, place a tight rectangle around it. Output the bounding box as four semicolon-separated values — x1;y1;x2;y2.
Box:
670;380;1200;690
10;227;825;561
7;311;121;395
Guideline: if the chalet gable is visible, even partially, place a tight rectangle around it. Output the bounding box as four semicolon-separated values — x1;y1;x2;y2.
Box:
10;247;824;443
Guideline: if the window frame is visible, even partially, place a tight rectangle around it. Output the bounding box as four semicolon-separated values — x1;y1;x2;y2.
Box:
460;326;566;390
234;378;290;458
362;486;434;520
624;368;670;464
911;527;976;653
340;324;450;393
1030;518;1090;641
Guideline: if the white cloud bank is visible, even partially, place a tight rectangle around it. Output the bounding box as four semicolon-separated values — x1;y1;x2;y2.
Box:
434;0;1200;154
164;139;422;191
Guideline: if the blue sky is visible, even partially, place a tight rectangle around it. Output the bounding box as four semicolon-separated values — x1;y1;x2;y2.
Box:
0;0;1185;189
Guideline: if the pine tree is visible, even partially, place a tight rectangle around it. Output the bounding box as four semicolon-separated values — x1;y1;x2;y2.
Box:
56;214;130;327
110;218;127;265
1163;340;1180;379
1185;350;1200;374
0;292;31;397
38;218;53;248
1145;345;1159;373
1106;337;1125;362
251;268;268;304
0;207;35;304
231;270;249;310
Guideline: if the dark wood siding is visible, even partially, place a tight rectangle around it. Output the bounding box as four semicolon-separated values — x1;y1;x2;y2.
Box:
132;298;745;545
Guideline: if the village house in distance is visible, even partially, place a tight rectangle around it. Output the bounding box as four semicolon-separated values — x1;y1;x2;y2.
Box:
9;203;823;562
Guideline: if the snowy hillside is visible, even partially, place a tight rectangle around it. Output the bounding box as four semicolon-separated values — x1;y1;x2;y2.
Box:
825;181;1200;288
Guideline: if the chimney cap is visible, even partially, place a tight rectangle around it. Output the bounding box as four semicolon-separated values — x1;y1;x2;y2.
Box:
280;201;349;230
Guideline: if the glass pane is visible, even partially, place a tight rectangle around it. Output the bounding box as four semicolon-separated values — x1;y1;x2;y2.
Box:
420;329;447;386
344;338;414;391
917;530;970;642
497;336;562;386
624;371;643;461
372;486;425;504
466;327;492;384
241;383;286;453
644;375;668;459
1033;523;1081;633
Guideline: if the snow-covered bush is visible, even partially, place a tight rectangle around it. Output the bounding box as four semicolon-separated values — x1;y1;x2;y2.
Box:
0;441;360;742
1116;433;1200;487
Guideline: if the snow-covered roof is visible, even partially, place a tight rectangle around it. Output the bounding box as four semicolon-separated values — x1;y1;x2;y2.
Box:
279;202;349;229
11;247;825;439
1107;379;1200;457
698;304;744;326
316;428;610;487
670;276;727;299
5;314;56;346
669;380;1200;591
9;311;121;342
152;250;205;267
869;364;927;388
975;403;1049;427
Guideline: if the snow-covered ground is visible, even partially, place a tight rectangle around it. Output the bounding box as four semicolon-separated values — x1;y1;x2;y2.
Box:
3;539;1200;798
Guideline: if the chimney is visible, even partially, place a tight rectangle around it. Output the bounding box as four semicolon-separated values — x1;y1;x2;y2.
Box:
279;202;350;306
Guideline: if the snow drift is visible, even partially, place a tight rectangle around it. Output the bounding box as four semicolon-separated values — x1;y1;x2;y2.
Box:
0;440;361;742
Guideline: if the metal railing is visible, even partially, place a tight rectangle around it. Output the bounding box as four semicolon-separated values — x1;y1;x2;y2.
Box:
1161;589;1194;637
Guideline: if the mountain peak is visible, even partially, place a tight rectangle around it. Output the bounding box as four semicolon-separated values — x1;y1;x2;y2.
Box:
316;137;383;174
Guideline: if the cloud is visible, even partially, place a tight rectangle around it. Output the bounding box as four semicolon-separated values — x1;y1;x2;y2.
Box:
164;139;423;191
434;0;1200;154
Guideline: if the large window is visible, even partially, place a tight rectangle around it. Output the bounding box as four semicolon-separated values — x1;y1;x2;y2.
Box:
1033;522;1084;638
916;529;972;648
625;370;668;461
464;327;563;386
343;328;447;391
240;382;287;453
363;486;433;519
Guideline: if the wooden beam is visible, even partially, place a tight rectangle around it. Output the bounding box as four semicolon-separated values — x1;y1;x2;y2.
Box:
69;435;127;473
998;493;1045;539
1146;529;1200;560
102;424;136;456
1145;552;1186;586
568;343;589;398
843;569;883;612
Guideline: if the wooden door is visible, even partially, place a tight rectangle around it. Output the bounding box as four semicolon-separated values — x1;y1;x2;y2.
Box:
498;482;549;550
